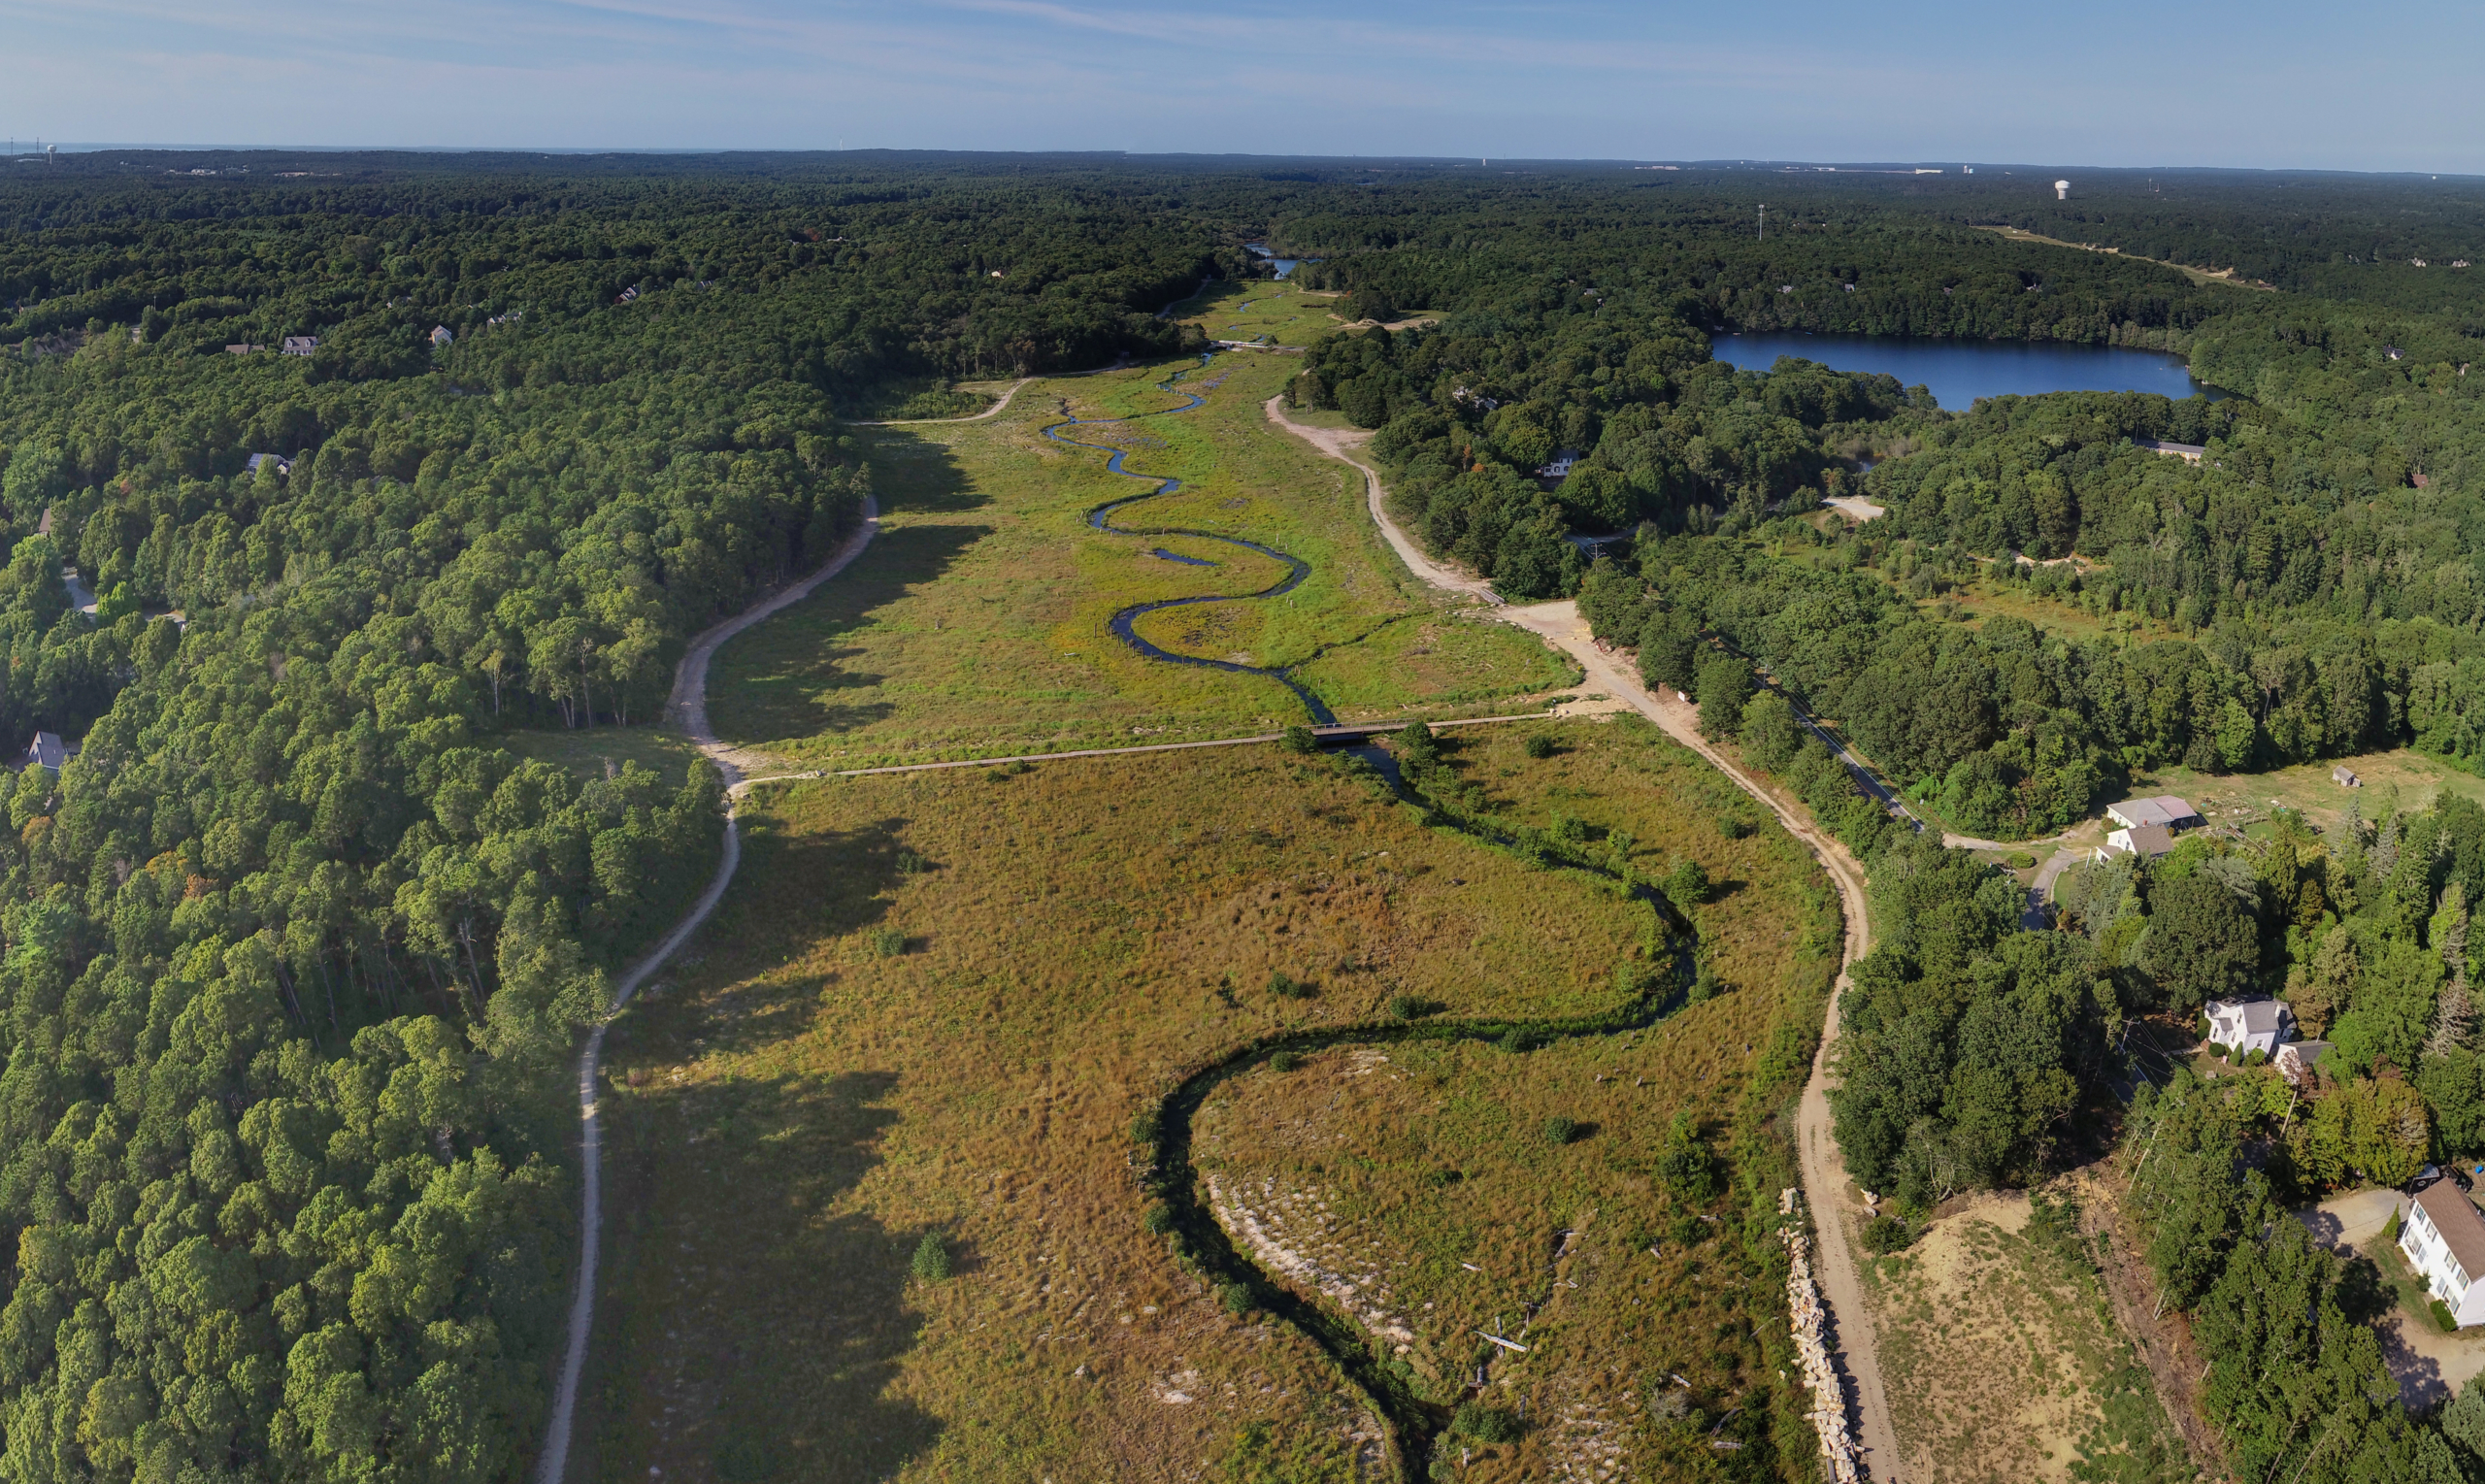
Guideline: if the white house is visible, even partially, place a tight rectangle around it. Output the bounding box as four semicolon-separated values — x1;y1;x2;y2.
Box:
2402;1183;2485;1328
1537;449;1580;479
2205;998;2292;1059
430;325;454;347
2102;824;2178;862
2105;795;2202;833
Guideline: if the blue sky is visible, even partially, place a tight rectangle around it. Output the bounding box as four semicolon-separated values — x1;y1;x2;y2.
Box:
7;0;2483;172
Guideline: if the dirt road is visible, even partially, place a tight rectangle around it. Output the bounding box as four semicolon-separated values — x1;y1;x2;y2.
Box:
532;498;881;1484
1268;401;1909;1480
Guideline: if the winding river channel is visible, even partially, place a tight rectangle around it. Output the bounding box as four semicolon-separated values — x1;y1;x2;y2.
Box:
1044;358;1338;722
1046;355;1713;1475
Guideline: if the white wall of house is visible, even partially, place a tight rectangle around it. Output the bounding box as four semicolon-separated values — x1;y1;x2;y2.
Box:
2401;1199;2485;1327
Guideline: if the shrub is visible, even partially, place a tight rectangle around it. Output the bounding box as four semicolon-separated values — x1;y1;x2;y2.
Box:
1657;1112;1721;1203
1716;814;1754;840
894;847;929;874
1550;811;1587;844
2436;1299;2460;1334
1267;972;1314;1000
1143;1204;1176;1235
1525;734;1558;760
1666;860;1712;905
1280;724;1319;755
2207;1041;2230;1061
1396;720;1440;766
2243;1048;2267;1067
1269;1050;1304;1072
1130;1108;1160;1145
1497;1027;1545;1053
1860;1215;1915;1254
873;927;907;957
1451;1402;1523;1443
1543;1115;1582;1145
910;1233;950;1282
1387;995;1441;1020
2384;1208;2403;1241
1220;1281;1254;1314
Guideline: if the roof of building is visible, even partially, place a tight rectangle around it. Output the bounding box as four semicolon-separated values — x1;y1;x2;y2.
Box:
2136;439;2206;457
2111;795;2200;830
24;731;68;771
2279;1039;2330;1065
2416;1183;2485;1281
2209;998;2289;1036
2113;824;2177;858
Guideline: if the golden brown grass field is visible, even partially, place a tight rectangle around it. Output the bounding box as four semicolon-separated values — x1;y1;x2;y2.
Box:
570;715;1839;1482
1865;1184;2184;1484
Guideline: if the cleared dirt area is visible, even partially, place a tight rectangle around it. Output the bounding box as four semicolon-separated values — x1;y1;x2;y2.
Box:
1866;1182;2187;1484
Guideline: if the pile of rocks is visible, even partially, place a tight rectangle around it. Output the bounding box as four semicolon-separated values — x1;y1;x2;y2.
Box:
1778;1188;1863;1484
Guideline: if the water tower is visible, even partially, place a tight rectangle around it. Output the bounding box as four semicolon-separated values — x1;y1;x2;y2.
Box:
2055;180;2070;201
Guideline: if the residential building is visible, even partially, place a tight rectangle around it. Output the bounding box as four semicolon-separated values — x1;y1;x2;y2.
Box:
2275;1039;2331;1087
2102;824;2177;861
2205;998;2293;1060
2401;1183;2485;1327
2135;439;2206;463
2105;795;2202;833
430;325;454;347
245;453;291;478
20;731;71;773
281;336;318;356
1537;449;1580;479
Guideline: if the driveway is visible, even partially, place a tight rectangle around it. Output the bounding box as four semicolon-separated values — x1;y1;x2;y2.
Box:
2300;1186;2485;1410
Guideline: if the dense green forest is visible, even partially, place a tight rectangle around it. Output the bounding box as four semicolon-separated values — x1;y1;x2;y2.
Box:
0;157;1253;1483
6;149;2485;1481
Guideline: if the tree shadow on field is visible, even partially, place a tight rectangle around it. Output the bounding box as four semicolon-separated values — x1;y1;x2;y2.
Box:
628;1068;942;1482
732;518;992;741
744;815;920;940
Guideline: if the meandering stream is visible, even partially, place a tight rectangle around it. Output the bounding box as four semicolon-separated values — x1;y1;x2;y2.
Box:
1044;359;1337;722
1145;775;1698;1478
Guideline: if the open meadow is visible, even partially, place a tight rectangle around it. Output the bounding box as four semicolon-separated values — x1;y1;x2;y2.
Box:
571;714;1839;1481
1175;279;1348;347
1864;1187;2184;1484
707;349;1574;769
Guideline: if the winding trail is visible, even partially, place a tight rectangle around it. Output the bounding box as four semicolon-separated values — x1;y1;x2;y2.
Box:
1266;400;1910;1481
532;497;881;1484
1046;360;1333;720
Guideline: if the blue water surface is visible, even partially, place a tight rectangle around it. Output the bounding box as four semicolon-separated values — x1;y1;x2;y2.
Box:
1713;332;2217;412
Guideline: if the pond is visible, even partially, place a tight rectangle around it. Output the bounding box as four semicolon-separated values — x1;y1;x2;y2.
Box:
1712;331;2219;412
1243;241;1320;280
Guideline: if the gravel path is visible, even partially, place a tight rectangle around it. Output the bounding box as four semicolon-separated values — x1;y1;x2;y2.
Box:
532;497;880;1484
1268;408;1911;1480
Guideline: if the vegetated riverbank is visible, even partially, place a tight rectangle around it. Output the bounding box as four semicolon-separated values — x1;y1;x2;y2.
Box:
707;351;1573;771
576;717;1833;1480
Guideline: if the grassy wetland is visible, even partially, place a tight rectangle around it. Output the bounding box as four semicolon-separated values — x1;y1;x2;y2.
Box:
576;715;1839;1480
705;349;1573;769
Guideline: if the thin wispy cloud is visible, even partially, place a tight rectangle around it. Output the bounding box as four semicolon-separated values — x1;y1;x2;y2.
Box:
2;0;2481;169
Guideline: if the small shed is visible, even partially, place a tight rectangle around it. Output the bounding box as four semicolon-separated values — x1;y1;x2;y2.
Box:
2333;764;2362;789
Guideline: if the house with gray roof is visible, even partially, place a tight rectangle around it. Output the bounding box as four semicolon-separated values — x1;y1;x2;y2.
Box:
20;731;70;773
2275;1039;2330;1087
2106;795;2203;833
2102;823;2178;861
2205;997;2292;1060
2402;1183;2485;1327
